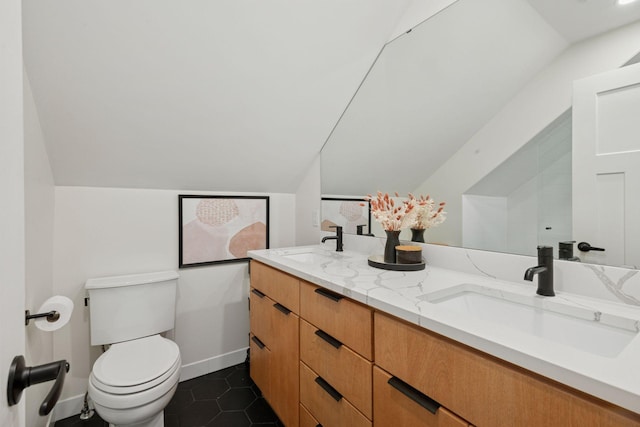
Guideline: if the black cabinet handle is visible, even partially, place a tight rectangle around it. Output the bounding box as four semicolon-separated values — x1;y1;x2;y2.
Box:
388;376;440;415
314;288;344;302
577;242;605;252
7;355;70;416
315;376;342;402
273;303;291;315
251;288;266;298
314;329;343;349
251;336;265;349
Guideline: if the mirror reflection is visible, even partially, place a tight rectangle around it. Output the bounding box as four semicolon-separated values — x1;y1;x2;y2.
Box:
320;0;640;268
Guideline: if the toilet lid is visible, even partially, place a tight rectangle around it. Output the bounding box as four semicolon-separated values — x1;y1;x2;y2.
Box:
92;335;180;387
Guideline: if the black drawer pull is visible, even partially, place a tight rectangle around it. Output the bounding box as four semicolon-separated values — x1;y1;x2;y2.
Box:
251;336;265;349
388;376;440;415
251;288;266;298
315;376;343;402
273;303;291;315
314;288;344;302
314;329;343;349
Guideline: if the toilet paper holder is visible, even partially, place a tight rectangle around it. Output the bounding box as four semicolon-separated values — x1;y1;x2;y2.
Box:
24;309;60;326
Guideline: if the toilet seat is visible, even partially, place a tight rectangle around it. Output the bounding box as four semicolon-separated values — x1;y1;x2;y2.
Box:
91;335;180;394
89;358;180;411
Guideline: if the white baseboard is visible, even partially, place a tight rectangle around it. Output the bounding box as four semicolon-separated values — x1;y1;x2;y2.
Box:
179;347;249;382
52;347;249;423
51;393;85;424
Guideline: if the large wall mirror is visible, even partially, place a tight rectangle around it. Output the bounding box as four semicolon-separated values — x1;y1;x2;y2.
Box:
321;0;640;268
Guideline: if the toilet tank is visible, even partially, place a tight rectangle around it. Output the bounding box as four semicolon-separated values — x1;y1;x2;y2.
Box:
85;271;179;346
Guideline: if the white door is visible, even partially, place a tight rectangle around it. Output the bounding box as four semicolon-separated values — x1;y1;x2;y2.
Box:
1;0;26;425
573;62;640;268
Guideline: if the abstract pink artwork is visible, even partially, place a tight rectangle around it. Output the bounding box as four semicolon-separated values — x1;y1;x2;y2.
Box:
179;195;269;267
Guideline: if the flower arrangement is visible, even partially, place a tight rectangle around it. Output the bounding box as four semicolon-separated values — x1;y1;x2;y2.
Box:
364;192;416;231
408;193;446;230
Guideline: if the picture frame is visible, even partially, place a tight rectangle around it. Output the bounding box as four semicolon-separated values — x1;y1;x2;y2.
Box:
321;197;371;235
179;195;269;268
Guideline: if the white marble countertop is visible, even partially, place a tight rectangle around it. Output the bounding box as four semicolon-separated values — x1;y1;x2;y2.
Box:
248;245;640;415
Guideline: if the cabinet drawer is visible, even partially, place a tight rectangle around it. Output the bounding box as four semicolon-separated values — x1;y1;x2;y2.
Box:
300;282;373;360
251;261;300;313
300;404;320;427
249;334;271;398
249;288;273;347
300;362;371;427
300;319;372;419
373;366;469;427
374;312;640;427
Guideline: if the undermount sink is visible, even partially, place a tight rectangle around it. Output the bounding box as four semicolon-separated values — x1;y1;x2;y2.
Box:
423;284;639;358
277;248;337;265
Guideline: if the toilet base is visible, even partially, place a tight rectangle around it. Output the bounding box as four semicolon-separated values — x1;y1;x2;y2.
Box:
108;411;164;427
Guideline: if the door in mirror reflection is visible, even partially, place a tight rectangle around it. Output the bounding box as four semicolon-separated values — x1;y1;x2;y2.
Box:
573;62;640;268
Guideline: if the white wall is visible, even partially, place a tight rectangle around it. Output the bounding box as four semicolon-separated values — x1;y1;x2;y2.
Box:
295;155;322;246
462;195;507;252
537;150;572;250
24;73;55;427
417;20;640;247
506;178;539;256
52;186;296;418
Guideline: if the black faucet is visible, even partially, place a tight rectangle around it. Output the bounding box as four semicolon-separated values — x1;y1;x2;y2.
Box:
356;224;374;237
524;246;554;296
321;226;343;252
559;241;581;262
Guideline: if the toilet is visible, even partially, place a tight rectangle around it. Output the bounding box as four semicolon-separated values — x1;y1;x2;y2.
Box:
85;271;181;427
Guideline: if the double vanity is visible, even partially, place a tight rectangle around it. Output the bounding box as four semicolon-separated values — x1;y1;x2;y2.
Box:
248;244;640;426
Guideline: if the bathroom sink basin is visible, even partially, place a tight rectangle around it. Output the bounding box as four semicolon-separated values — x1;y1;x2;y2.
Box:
276;248;337;265
423;284;639;358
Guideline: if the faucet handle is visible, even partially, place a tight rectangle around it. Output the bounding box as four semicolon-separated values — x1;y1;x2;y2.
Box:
329;225;343;233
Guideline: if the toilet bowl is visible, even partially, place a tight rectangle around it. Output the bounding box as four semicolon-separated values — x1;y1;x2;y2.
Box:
88;335;181;427
85;271;181;427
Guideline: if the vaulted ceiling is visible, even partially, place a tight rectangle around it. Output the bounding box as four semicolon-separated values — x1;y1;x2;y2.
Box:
22;0;640;194
23;0;413;192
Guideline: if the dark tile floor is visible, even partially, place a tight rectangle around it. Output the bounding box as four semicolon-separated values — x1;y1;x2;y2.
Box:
55;362;283;427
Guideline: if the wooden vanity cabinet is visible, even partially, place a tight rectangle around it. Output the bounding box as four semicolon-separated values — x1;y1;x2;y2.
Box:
250;261;300;427
299;281;373;425
375;312;640;427
251;260;640;427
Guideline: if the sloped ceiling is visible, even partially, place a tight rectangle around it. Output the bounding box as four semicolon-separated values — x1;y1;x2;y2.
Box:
527;0;640;43
22;0;412;192
321;0;569;196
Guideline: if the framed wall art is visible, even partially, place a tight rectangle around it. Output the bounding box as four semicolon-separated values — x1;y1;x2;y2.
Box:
179;195;269;268
321;197;371;235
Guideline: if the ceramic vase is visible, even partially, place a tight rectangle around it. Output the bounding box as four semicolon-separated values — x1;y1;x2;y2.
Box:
410;228;425;243
384;230;401;263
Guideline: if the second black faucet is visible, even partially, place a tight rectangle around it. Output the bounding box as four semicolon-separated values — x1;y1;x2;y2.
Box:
321;225;343;252
524;245;554;296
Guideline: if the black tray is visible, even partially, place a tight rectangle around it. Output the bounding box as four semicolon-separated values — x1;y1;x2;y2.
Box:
367;255;425;271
